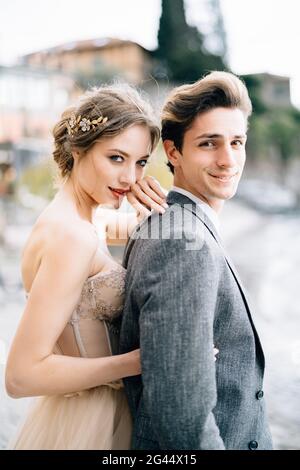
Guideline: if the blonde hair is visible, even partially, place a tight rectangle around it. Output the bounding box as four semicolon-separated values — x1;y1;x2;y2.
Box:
161;71;252;173
53;83;160;178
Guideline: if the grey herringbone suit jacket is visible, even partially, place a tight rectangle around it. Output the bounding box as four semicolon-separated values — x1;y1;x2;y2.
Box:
118;191;273;450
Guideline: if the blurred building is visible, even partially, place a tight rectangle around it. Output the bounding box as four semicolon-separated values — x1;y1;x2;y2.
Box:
0;65;74;176
22;38;153;85
253;73;291;108
0;65;74;144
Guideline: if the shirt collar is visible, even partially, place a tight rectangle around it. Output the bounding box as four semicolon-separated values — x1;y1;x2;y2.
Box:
171;186;220;234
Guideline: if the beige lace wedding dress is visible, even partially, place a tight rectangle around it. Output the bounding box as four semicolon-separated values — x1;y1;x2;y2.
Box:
10;263;132;450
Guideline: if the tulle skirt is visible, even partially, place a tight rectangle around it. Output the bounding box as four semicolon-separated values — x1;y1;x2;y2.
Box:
9;385;132;450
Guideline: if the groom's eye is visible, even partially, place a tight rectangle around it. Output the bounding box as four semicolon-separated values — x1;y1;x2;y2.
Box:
231;140;244;147
199;141;215;148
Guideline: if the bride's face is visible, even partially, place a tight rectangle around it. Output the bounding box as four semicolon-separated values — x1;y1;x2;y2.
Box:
74;124;152;208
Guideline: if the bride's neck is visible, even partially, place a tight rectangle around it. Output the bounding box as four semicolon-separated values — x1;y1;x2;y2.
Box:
56;178;97;223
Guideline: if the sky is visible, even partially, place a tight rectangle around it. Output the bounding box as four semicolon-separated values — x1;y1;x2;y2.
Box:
1;0;300;107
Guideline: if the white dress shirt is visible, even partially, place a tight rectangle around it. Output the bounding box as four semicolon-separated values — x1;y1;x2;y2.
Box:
171;186;220;234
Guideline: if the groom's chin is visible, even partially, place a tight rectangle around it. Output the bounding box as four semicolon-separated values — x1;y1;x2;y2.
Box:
224;189;238;200
219;184;240;200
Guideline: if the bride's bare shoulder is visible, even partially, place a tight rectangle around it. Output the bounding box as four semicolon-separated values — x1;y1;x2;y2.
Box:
22;206;98;292
22;206;98;270
39;209;97;250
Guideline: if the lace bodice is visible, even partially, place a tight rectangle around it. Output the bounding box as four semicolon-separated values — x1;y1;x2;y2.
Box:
55;263;126;361
70;264;126;324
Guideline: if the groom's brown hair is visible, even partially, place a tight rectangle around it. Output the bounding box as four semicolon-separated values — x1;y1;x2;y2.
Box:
161;71;252;174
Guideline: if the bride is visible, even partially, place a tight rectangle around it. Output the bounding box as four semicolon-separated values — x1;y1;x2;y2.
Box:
5;83;167;450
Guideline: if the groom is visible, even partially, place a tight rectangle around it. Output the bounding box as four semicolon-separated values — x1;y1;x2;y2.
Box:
119;71;273;450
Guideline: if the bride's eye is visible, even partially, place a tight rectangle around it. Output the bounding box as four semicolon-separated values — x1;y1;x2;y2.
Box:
137;159;149;167
109;155;124;162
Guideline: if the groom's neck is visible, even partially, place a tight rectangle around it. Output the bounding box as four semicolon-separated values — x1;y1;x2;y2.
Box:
172;178;224;214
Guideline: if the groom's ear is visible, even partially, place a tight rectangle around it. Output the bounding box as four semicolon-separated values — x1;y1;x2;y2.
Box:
163;140;182;170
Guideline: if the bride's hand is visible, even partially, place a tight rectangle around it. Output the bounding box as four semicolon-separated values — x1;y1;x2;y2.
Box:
127;176;168;222
123;348;142;377
214;346;219;362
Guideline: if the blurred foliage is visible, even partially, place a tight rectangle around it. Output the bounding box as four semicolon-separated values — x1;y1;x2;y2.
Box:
146;142;173;189
247;109;300;166
290;107;300;125
268;109;300;163
241;74;267;115
155;0;225;82
239;75;300;166
246;115;269;161
19;160;56;200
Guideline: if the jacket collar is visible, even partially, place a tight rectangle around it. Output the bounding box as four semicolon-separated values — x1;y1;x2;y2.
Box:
166;190;222;246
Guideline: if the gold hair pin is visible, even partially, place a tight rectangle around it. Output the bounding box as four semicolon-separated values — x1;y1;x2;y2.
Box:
67;113;108;136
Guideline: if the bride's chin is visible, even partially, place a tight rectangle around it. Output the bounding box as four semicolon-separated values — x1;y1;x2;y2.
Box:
95;195;118;209
98;202;117;209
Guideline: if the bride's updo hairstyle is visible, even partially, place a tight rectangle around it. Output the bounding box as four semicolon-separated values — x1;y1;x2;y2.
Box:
52;83;160;178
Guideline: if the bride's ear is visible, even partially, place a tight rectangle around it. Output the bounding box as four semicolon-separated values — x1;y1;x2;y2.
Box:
71;149;81;162
163;140;182;171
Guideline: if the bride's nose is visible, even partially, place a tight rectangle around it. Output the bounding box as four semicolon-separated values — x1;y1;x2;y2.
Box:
119;164;137;186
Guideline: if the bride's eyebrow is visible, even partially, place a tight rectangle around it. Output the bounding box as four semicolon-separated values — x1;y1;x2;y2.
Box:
107;148;150;159
107;148;129;156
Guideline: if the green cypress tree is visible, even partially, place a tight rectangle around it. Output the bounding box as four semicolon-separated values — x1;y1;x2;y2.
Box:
155;0;225;82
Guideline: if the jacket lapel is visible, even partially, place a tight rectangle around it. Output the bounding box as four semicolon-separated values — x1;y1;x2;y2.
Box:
167;191;247;289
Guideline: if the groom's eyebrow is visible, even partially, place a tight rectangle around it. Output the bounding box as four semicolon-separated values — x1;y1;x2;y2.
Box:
194;133;223;140
194;133;247;140
107;148;150;159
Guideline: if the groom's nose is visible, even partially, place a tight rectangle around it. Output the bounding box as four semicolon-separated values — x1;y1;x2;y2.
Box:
216;143;236;168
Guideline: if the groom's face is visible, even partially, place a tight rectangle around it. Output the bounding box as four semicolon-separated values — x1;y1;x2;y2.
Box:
169;107;247;211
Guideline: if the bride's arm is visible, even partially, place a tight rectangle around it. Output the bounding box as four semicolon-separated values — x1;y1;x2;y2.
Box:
5;224;140;399
101;176;168;246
